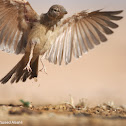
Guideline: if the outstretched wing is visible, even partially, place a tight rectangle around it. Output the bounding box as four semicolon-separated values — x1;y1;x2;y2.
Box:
44;10;123;65
0;0;39;54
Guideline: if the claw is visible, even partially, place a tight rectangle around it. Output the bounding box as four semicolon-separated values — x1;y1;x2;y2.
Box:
39;66;47;74
24;63;32;72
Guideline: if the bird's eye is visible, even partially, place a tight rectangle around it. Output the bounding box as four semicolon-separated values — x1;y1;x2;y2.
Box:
53;9;58;12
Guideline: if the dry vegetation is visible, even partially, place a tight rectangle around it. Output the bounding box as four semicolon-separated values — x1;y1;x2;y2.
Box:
0;99;126;126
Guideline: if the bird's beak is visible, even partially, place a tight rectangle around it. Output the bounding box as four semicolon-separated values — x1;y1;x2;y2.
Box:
64;10;68;14
62;8;67;15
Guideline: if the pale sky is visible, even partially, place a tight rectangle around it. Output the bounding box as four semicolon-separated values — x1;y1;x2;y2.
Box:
29;0;126;15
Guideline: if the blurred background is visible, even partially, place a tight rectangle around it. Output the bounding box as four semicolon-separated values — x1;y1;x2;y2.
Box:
0;0;126;106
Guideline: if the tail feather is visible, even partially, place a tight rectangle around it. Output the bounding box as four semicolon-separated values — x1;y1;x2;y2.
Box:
30;56;39;79
0;53;39;84
22;70;30;82
0;65;18;84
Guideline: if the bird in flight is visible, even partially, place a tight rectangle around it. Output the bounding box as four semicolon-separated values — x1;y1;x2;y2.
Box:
0;0;123;84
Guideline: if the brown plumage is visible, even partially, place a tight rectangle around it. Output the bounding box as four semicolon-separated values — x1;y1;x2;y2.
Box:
0;0;123;84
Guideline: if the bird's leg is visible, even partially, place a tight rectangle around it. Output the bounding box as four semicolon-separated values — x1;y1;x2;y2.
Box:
39;56;47;74
24;42;35;72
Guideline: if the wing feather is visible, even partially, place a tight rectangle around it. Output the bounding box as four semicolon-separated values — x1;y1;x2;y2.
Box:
63;28;69;63
86;18;107;42
74;24;82;57
95;15;119;28
84;19;100;45
77;22;88;53
91;17;113;34
52;36;60;64
0;0;39;54
66;26;73;63
72;25;79;59
57;31;67;65
44;9;123;65
80;21;94;49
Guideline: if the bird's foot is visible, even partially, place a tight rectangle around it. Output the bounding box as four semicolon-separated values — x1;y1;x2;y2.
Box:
39;66;47;74
39;56;47;74
24;63;32;72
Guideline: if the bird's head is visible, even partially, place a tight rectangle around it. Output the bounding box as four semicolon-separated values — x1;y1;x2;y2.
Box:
47;5;67;20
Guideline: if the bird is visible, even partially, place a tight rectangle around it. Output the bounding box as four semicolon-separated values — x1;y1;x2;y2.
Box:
0;0;123;84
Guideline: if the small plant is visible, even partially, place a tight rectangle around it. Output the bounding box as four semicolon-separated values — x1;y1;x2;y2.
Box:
76;98;87;109
20;99;32;108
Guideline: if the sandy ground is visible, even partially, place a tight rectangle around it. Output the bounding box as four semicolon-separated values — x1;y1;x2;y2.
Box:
0;102;126;126
0;0;126;106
